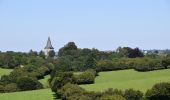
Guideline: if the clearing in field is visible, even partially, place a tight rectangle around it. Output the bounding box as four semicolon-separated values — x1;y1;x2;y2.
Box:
80;69;170;92
0;68;13;76
0;89;54;100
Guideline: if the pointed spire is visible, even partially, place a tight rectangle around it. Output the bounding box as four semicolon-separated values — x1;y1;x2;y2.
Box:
44;37;54;49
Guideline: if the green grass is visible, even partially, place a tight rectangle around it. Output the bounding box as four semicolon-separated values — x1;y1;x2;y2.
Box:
0;89;54;100
80;69;170;92
0;68;13;76
39;75;50;88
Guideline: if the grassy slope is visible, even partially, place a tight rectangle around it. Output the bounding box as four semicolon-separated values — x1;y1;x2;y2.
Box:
0;68;12;76
0;89;54;100
0;71;54;100
80;69;170;92
39;75;50;88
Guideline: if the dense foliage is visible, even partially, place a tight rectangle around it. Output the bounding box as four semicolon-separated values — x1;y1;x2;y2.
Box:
48;42;170;99
58;83;144;100
97;57;165;72
73;69;96;84
17;77;43;91
0;50;55;92
1;41;170;100
145;82;170;100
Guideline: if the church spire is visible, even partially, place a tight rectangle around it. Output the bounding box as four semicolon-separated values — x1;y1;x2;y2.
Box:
44;37;54;49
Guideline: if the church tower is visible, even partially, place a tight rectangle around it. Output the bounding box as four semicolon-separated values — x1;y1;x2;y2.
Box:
44;37;54;57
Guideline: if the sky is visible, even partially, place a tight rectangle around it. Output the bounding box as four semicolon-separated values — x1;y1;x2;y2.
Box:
0;0;170;52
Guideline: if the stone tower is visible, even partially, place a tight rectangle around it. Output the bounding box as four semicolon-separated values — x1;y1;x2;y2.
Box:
44;37;54;57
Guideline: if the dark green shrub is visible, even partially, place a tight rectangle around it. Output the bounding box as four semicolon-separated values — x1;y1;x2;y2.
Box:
17;77;43;91
124;89;143;100
145;82;170;100
0;84;4;93
59;83;85;100
162;58;170;69
50;72;74;92
4;83;17;92
103;88;124;96
100;94;125;100
73;69;96;84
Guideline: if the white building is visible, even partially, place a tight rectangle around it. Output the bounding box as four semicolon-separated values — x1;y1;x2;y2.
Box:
44;37;54;57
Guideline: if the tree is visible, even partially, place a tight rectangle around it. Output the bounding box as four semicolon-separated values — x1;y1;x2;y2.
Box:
128;48;144;58
84;54;97;69
58;42;77;56
48;50;55;58
117;47;144;58
29;49;38;56
162;58;170;69
39;50;45;58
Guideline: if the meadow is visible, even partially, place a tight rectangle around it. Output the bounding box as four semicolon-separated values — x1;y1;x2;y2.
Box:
0;68;53;100
0;68;12;76
39;75;50;88
0;89;54;100
80;69;170;92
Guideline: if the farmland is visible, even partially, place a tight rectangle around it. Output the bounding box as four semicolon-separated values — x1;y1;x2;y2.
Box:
80;69;170;92
0;89;54;100
0;68;12;76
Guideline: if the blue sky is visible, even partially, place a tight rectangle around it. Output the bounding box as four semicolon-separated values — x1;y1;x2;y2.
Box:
0;0;170;52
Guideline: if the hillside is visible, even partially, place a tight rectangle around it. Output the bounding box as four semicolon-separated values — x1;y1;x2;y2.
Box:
80;69;170;92
0;68;12;76
0;89;54;100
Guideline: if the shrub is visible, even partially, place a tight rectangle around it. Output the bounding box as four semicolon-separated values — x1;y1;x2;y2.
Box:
103;88;124;96
0;84;4;93
100;94;125;100
134;59;163;71
59;83;85;100
124;89;143;100
17;77;43;91
73;69;96;84
162;58;170;69
145;82;170;100
4;83;17;92
50;72;74;92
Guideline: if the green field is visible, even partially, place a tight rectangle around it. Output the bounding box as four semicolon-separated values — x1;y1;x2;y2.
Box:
80;69;170;92
0;68;13;76
39;75;50;88
0;89;54;100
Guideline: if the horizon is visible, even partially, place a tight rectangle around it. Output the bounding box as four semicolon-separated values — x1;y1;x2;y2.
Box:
0;0;170;52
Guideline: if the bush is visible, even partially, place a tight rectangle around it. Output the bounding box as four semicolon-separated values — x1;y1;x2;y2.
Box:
0;84;4;93
145;82;170;100
50;72;74;92
134;59;163;71
17;77;43;91
4;83;18;93
103;88;124;96
162;58;170;69
100;94;125;100
59;83;85;99
73;69;96;84
124;89;143;100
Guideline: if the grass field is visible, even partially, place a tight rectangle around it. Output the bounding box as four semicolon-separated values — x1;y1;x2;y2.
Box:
0;68;13;76
39;75;50;88
0;89;54;100
80;69;170;92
